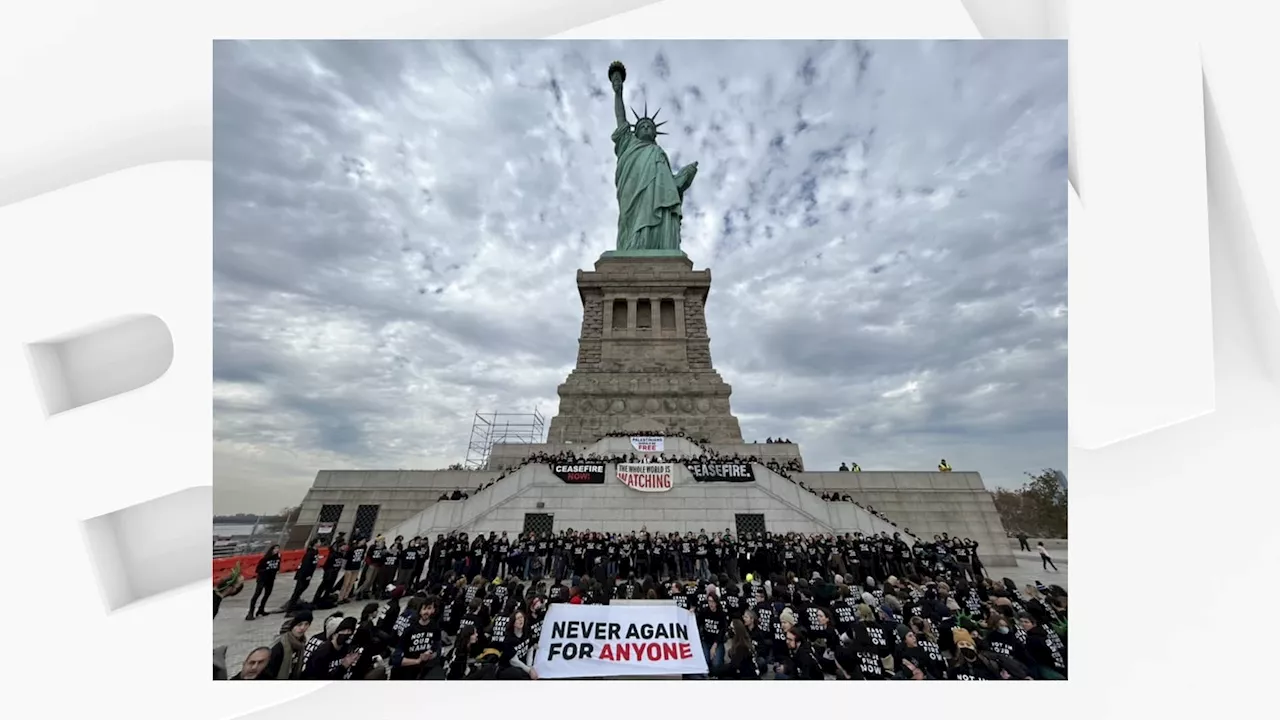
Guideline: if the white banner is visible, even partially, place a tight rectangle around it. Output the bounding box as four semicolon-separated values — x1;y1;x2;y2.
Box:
616;462;674;492
533;603;706;678
630;435;664;452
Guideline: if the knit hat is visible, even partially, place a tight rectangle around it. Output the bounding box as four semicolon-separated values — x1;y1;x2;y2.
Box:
288;610;313;631
834;574;844;585
336;616;358;634
325;615;344;638
779;608;798;625
861;592;877;607
952;627;976;650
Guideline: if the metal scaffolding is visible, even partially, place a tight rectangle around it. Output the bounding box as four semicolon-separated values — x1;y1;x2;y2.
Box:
464;409;547;469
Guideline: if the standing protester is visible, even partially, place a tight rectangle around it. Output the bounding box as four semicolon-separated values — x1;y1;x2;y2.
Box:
1017;532;1031;552
397;539;419;587
311;540;344;606
283;539;320;612
339;539;365;603
246;545;282;620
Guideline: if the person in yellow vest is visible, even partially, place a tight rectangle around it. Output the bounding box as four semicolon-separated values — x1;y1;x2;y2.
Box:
851;462;861;472
938;459;952;472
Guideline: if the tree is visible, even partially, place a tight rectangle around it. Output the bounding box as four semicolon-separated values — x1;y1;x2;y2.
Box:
992;469;1068;538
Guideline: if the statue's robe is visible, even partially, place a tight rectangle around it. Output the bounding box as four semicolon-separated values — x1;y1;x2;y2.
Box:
612;125;683;251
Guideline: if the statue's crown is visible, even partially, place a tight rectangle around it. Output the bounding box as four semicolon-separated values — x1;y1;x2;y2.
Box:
629;101;668;135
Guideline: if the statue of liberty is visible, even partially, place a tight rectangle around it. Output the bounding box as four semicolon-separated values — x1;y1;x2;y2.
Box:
608;61;698;253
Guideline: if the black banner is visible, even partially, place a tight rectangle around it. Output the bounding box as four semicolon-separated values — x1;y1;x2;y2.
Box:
685;461;755;483
552;463;606;484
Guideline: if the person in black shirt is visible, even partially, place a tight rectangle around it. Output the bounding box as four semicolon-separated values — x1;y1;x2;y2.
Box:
444;625;479;680
309;541;344;606
697;592;729;670
946;628;1003;680
776;627;824;680
300;616;359;679
354;539;384;600
397;540;419;587
391;597;443;679
246;545;282;620
1018;613;1067;679
339;541;365;602
496;608;539;679
283;539;320;613
229;647;271;680
713;618;761;679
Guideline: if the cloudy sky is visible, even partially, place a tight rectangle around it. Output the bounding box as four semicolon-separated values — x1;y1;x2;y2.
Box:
213;40;1067;514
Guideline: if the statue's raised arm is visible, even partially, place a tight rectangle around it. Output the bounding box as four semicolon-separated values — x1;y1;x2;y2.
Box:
606;61;691;254
609;61;628;129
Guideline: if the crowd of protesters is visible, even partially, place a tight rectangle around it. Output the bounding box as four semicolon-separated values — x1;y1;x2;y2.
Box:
215;526;1063;681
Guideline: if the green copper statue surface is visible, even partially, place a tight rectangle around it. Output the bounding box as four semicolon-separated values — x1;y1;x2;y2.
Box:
608;61;698;253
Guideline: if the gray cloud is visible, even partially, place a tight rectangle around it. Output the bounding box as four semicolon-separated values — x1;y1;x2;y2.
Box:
213;40;1067;513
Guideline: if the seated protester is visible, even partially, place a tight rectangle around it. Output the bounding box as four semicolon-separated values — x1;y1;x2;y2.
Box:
904;617;947;679
721;583;744;620
495;608;539;680
390;596;423;642
390;598;442;680
983;614;1026;663
773;608;797;665
874;604;904;671
345;603;385;680
1018;613;1067;679
829;587;857;636
457;597;492;647
712;619;761;679
696;593;729;670
742;610;772;676
300;617;360;680
488;607;513;647
774;626;824;680
443;584;469;637
807;607;844;677
230;647;271;680
851;604;893;662
844;622;889;680
444;626;482;680
374;586;406;633
897;631;943;679
264;611;313;680
298;613;343;678
947;628;1004;680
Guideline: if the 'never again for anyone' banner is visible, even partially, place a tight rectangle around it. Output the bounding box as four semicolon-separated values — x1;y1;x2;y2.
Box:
551;463;606;484
533;603;707;678
616;463;674;492
685;461;755;483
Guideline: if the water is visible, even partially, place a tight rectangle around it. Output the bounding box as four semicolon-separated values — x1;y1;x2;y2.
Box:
213;523;261;537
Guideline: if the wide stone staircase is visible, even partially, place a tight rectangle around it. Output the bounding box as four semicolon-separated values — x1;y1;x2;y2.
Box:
384;440;914;541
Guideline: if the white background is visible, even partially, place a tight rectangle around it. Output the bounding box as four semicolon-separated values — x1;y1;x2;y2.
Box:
0;0;1272;715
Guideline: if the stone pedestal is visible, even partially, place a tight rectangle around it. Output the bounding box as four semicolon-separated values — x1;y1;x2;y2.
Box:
546;253;744;444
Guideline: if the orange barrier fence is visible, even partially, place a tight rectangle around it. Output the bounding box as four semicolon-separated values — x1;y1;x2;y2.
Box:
213;548;330;585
